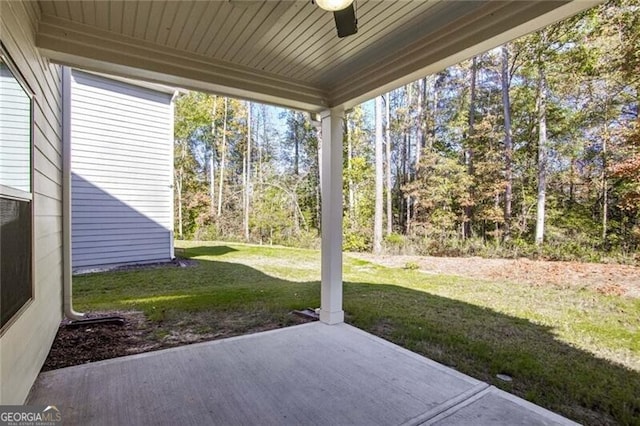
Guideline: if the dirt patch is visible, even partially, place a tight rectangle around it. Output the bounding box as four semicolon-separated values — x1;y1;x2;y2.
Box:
43;310;313;371
350;253;640;298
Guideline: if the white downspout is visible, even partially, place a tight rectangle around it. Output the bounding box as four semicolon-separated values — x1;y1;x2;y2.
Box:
62;67;85;320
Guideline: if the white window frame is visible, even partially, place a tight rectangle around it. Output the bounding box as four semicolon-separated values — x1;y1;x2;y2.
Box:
0;42;35;333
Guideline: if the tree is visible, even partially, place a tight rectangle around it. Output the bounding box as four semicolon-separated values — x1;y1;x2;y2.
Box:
501;45;514;240
404;151;473;244
209;96;218;215
279;109;321;239
244;102;252;241
174;91;216;238
535;60;548;245
342;105;374;250
346;110;355;222
217;97;228;217
373;96;384;253
385;93;393;235
465;56;478;239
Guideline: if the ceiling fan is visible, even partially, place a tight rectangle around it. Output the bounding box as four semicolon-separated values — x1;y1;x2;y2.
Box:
313;0;358;38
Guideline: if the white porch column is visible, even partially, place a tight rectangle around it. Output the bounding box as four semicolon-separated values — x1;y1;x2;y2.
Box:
320;107;345;325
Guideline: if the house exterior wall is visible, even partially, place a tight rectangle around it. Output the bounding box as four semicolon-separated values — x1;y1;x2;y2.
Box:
70;70;174;269
0;0;64;404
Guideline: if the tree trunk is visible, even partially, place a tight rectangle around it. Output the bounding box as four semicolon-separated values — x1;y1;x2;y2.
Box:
177;187;183;238
520;185;528;238
569;157;575;203
258;105;265;183
346;116;354;224
404;85;413;233
405;84;413;182
535;63;548;246
385;93;393;236
209;154;215;215
401;132;407;231
244;102;252;241
415;78;426;167
217;97;228;217
602;120;608;244
176;170;183;239
405;133;412;234
242;155;246;231
373;96;384;254
430;75;438;143
501;45;513;241
210;96;218;215
294;115;300;176
176;140;186;239
464;57;477;240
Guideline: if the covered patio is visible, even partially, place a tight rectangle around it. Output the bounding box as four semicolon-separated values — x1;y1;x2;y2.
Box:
4;0;599;420
28;322;577;425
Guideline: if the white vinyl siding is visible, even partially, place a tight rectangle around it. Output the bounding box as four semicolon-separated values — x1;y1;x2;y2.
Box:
0;66;31;193
0;0;64;405
70;70;173;269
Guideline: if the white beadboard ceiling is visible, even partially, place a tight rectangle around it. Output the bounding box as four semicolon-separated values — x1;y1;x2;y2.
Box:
35;0;600;112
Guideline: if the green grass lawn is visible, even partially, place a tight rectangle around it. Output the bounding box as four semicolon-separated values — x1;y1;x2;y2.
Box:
73;241;640;425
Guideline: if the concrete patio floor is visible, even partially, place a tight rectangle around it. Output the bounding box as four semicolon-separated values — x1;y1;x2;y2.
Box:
28;322;577;425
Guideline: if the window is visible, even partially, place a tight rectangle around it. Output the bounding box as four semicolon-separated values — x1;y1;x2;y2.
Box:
1;43;34;329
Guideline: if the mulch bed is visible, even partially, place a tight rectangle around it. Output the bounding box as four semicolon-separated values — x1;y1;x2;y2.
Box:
42;311;160;371
42;310;314;371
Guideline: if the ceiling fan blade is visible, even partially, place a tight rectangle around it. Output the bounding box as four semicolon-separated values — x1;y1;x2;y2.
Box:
333;4;357;38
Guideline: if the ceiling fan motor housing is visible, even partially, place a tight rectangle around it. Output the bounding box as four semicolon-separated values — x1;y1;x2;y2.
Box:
334;4;358;38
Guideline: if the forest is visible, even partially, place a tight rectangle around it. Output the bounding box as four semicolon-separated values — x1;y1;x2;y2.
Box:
173;0;639;263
